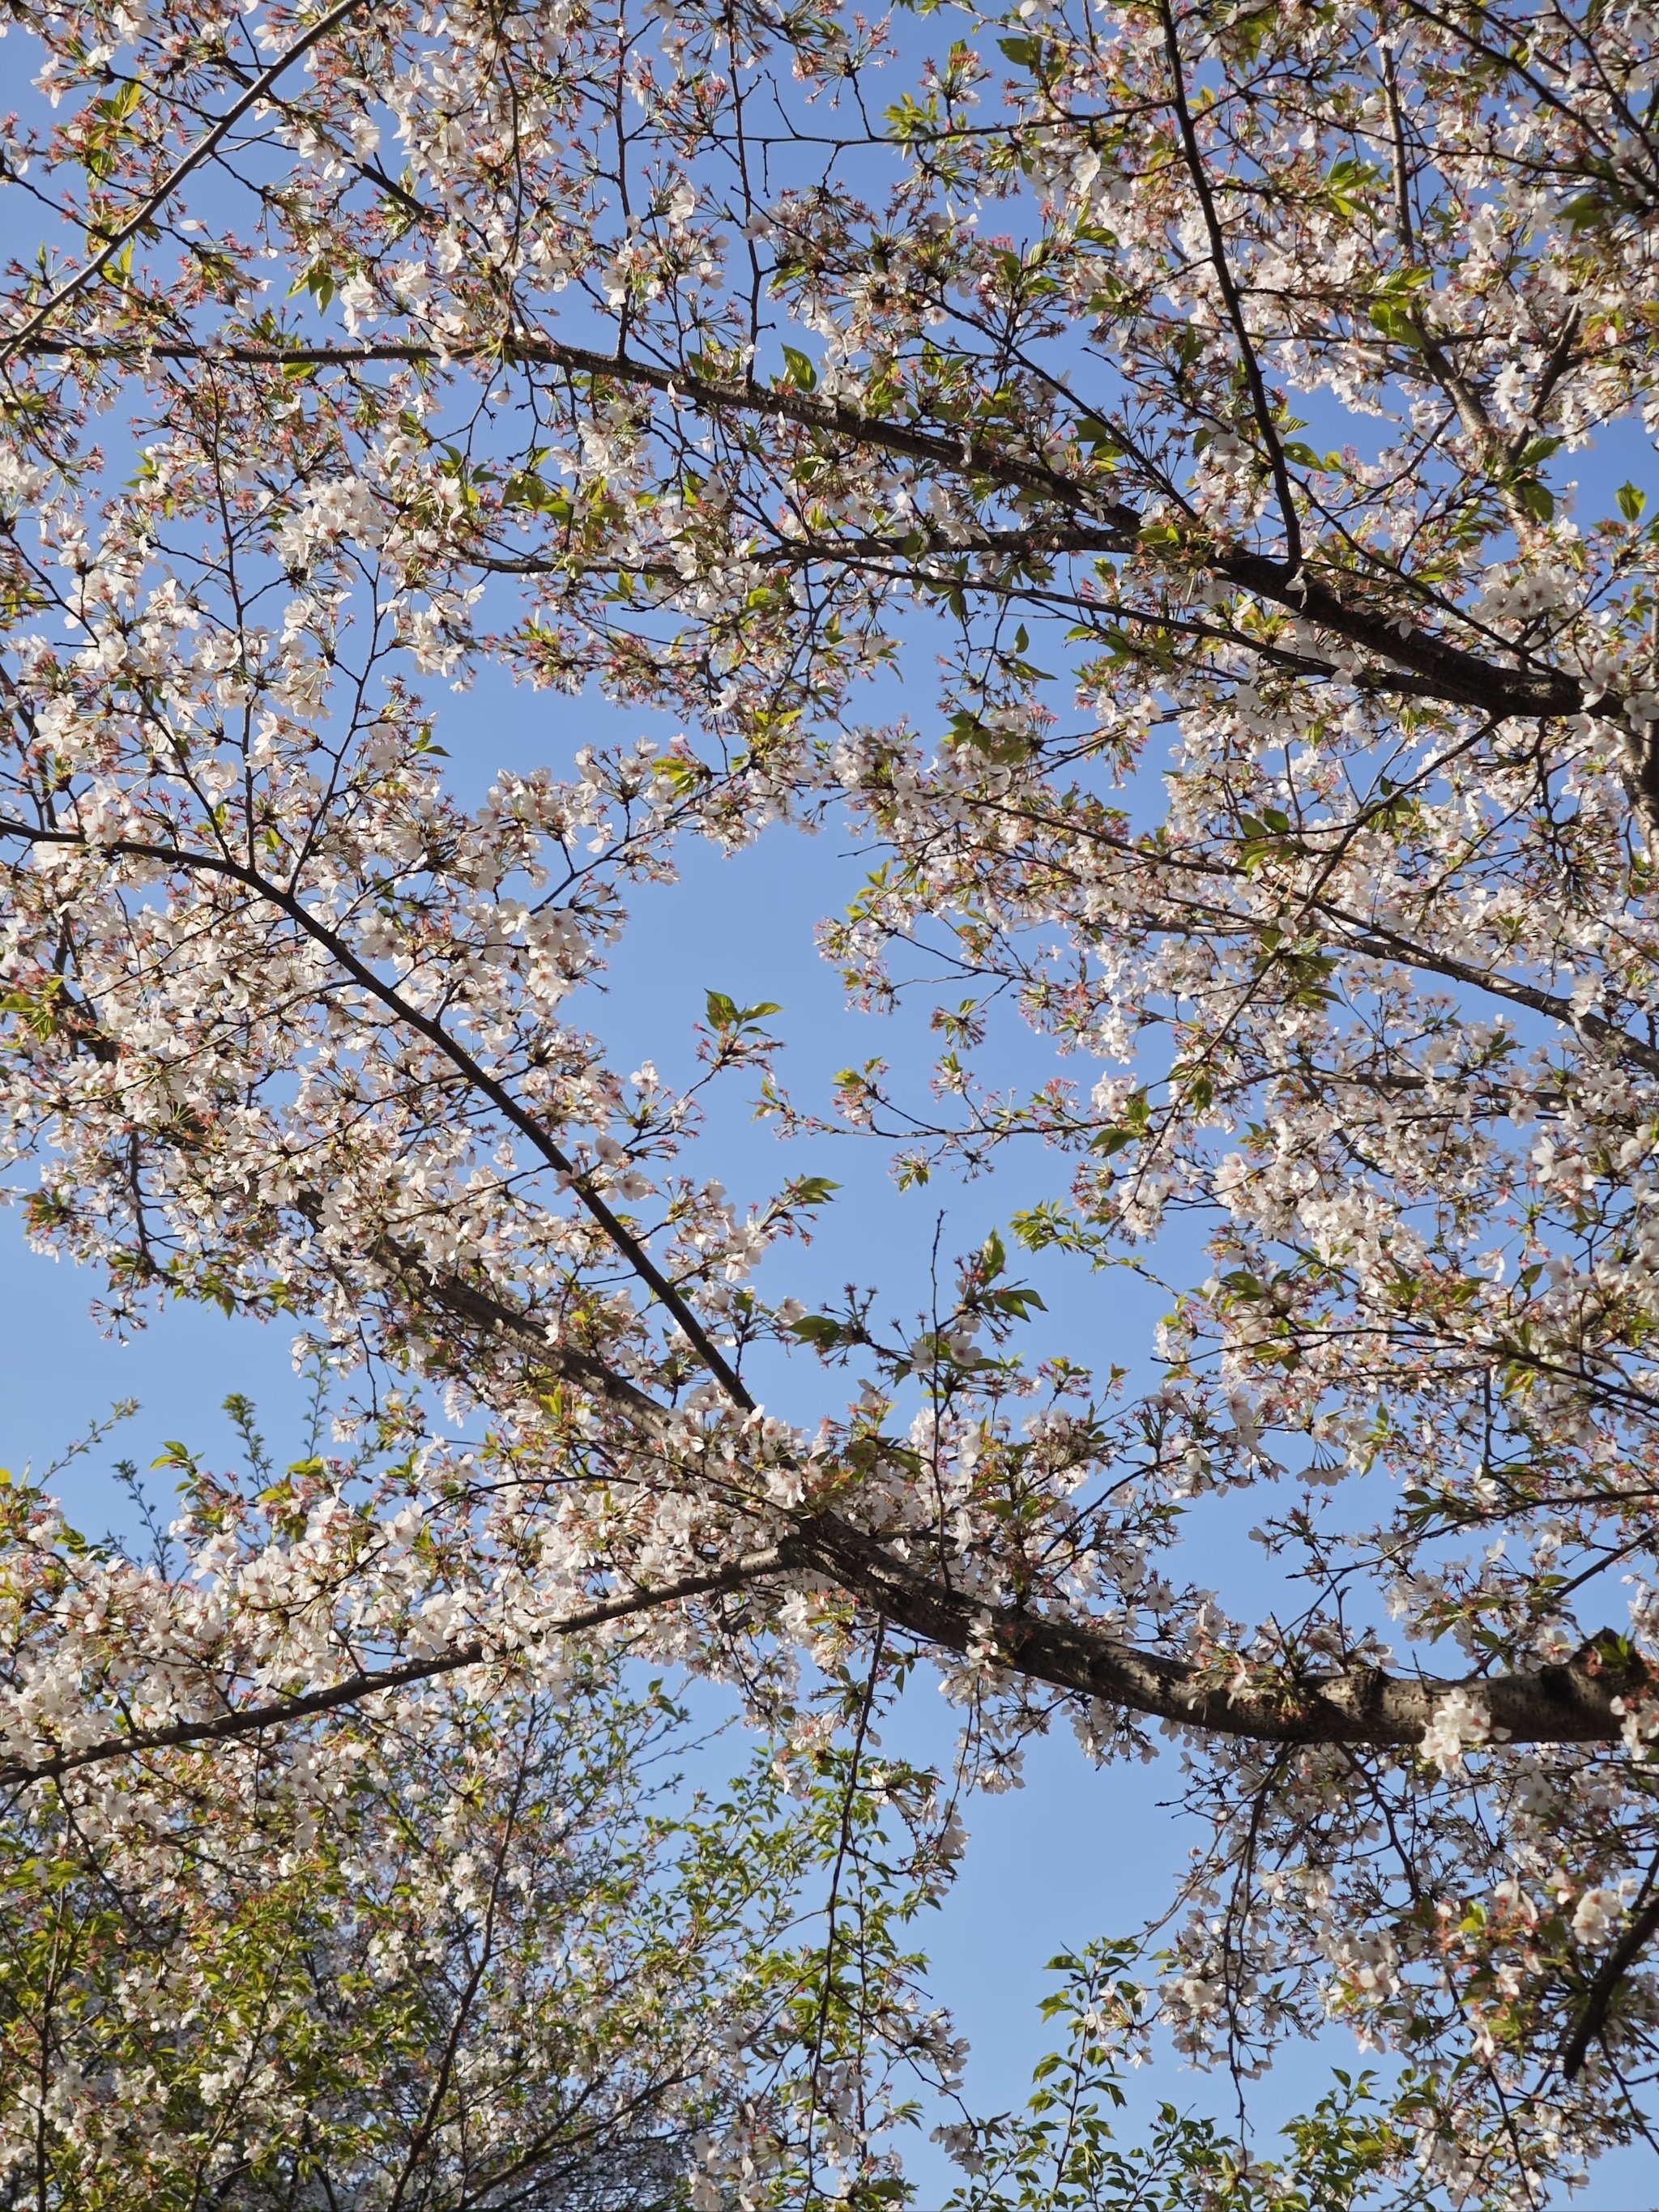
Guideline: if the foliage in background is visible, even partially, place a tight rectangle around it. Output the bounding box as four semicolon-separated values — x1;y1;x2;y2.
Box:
0;1419;956;2210
940;1946;1504;2212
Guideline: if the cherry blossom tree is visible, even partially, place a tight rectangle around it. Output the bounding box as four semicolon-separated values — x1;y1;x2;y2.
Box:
2;0;1659;2194
0;1408;967;2208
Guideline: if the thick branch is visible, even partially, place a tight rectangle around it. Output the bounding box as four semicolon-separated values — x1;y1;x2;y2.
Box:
1561;1878;1659;2081
15;335;1620;736
6;1509;1637;1794
1;1214;1638;1779
1158;0;1302;566
1218;547;1589;722
0;866;1642;1766
1311;901;1659;1080
0;1554;785;1790
392;1246;1618;1762
794;1517;1641;1748
15;335;1141;531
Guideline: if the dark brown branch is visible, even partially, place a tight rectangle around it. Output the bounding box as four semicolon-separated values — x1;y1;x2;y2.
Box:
3;1500;1640;1796
27;341;1609;743
1308;901;1659;1080
792;1516;1642;1749
0;864;1644;1764
0;1554;787;1790
359;1255;1652;1750
1561;1883;1659;2080
14;335;1141;530
1217;545;1588;721
1158;0;1302;566
204;1242;1657;1754
11;335;1620;734
0;816;751;1404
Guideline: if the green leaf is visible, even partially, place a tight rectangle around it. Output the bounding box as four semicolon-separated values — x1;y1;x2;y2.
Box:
1560;187;1620;231
504;469;570;518
102;78;145;124
706;989;783;1031
1618;481;1648;522
1074;415;1122;454
289;260;337;311
790;1314;847;1349
1227;4;1275;62
780;343;817;391
1324;154;1380;215
1367;298;1421;347
1516;433;1564;468
785;1175;840;1208
655;752;710;795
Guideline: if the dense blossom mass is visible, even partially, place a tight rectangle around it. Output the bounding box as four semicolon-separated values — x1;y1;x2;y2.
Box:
0;1430;881;2206
2;0;1659;2195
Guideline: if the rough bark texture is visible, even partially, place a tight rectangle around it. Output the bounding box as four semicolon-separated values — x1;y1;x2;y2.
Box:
792;1519;1642;1747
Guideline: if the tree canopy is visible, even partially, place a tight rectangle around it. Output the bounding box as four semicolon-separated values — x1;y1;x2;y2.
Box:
2;0;1659;2195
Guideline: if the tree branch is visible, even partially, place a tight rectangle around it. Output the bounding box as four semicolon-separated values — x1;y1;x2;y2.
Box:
1561;1878;1659;2081
0;0;369;368
4;1502;1639;1798
0;1553;787;1790
1158;0;1303;567
791;1515;1642;1750
12;335;1620;735
0;816;751;1404
12;335;1141;531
